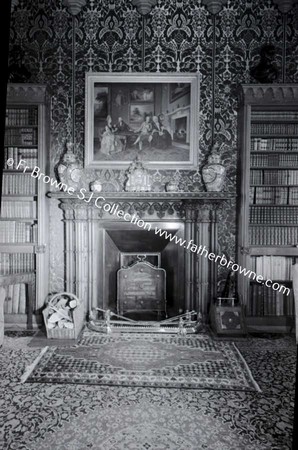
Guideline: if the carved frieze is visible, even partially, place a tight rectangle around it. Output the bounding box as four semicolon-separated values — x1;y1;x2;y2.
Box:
52;192;233;221
240;84;298;105
7;83;48;103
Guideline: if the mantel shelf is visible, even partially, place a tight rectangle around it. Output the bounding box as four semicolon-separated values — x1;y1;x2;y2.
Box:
47;191;235;202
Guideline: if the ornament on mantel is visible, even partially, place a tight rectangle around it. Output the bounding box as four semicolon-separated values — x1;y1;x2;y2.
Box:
57;142;83;191
90;180;102;193
202;143;226;192
124;157;151;192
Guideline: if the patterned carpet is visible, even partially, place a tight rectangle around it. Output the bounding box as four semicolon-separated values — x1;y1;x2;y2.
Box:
22;332;260;392
0;332;296;449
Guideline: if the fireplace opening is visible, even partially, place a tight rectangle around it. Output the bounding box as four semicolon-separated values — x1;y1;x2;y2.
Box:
173;117;187;144
97;226;185;320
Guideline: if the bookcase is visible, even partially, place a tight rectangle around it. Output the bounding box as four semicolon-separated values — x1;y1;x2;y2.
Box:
237;85;298;332
0;84;49;327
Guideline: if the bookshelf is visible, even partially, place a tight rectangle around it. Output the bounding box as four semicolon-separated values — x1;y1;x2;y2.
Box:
237;85;298;332
0;84;49;327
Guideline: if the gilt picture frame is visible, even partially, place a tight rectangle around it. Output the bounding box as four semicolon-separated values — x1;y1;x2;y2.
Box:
85;72;199;168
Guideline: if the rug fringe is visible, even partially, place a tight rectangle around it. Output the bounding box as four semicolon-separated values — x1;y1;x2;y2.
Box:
20;346;49;383
232;343;262;393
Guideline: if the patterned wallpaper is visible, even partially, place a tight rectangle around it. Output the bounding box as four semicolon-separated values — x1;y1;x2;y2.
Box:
9;0;298;292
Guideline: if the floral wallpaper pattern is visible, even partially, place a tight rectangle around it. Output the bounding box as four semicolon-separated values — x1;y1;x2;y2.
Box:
8;0;298;292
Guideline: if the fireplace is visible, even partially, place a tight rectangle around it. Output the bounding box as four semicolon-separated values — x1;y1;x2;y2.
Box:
167;106;190;147
173;117;187;144
50;192;232;321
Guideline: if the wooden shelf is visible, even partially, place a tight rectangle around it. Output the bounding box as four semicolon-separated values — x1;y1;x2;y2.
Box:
250;166;298;170
249;204;298;207
2;170;36;174
4;144;38;148
0;218;37;222
251;119;298;123
249;246;298;256
249;224;298;227
1;195;37;200
251;134;298;138
250;151;298;154
0;243;35;253
251;184;298;187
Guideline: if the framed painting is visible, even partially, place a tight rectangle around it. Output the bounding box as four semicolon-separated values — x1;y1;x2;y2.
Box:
85;73;199;168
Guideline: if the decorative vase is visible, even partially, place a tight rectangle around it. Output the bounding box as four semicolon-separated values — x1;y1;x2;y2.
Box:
57;142;83;191
90;180;102;192
202;146;226;192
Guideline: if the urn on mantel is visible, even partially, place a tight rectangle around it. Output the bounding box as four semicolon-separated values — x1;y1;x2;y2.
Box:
57;142;83;190
202;144;226;192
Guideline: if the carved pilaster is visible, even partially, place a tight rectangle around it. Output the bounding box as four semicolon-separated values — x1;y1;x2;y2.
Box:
74;217;88;306
194;200;222;319
184;201;197;312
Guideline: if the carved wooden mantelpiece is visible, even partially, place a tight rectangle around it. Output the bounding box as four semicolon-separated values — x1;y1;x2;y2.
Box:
48;191;234;320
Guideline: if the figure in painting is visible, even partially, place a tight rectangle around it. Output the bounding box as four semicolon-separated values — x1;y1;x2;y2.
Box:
114;117;134;149
100;115;124;156
151;115;172;149
114;117;131;134
133;115;153;151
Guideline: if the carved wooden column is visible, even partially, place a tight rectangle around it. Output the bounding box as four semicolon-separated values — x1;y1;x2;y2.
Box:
184;201;197;311
61;202;76;293
195;200;220;320
73;205;89;310
89;207;99;311
61;200;90;311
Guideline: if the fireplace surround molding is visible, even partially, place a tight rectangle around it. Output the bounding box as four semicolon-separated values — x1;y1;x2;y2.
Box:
48;191;233;320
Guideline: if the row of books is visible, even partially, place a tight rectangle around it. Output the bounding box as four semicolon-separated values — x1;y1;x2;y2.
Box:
249;206;298;224
250;186;298;205
0;222;37;243
251;123;298;135
251;138;298;152
1;201;37;219
2;174;37;195
251;255;293;279
0;253;35;274
251;111;298;120
6;107;38;126
250;169;298;185
4;127;38;146
249;226;298;245
248;282;294;316
3;284;28;314
250;153;298;167
3;147;38;170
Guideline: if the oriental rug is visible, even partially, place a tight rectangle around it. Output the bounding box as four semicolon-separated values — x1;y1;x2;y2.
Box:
21;332;261;392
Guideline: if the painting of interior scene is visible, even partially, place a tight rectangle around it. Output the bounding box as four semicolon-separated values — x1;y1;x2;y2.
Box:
93;82;191;162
